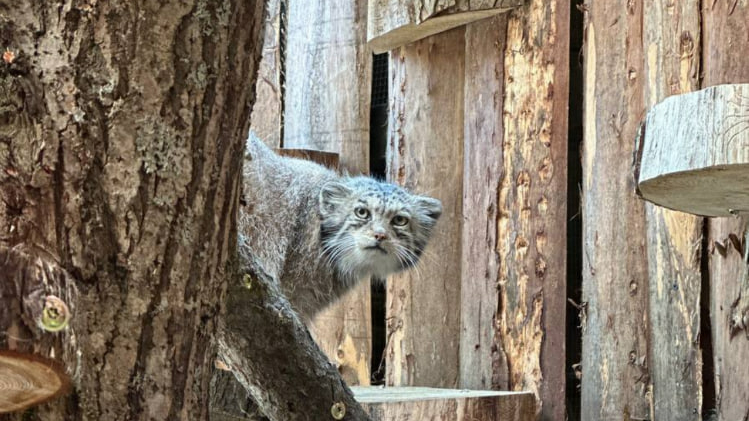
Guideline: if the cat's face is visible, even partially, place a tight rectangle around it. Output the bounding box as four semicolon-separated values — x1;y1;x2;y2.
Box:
319;177;442;280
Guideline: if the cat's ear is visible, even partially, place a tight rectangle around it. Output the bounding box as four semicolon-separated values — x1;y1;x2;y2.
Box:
320;181;352;216
416;196;442;222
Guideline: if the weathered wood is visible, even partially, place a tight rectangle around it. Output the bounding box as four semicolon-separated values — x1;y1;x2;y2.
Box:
703;2;749;420
386;27;464;388
366;0;523;53
0;2;266;419
353;387;536;421
0;247;76;413
640;2;704;420
275;148;340;169
249;0;284;148
283;0;373;387
637;84;749;217
581;1;651;419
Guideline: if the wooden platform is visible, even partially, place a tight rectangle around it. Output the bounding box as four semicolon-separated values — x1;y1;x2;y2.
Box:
352;386;535;421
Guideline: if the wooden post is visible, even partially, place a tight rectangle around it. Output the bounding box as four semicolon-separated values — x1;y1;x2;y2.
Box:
581;2;651;419
366;0;524;53
460;1;569;419
702;3;749;420
283;0;373;386
638;3;705;420
386;27;464;388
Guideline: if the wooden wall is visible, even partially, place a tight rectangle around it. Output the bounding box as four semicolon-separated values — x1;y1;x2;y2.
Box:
581;1;749;420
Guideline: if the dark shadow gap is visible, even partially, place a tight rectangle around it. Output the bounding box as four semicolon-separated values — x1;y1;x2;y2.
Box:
700;219;716;418
566;2;585;420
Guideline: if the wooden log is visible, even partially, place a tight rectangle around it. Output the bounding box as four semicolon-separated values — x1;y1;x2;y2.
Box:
0;247;76;413
703;3;749;420
581;1;651;419
366;0;524;53
386;27;464;388
283;0;373;386
352;387;535;421
636;84;749;217
640;2;704;420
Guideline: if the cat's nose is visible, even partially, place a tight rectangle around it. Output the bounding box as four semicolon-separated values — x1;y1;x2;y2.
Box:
373;231;388;242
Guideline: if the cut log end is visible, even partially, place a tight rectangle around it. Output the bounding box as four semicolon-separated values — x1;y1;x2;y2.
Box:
639;164;749;217
0;351;71;414
636;84;749;216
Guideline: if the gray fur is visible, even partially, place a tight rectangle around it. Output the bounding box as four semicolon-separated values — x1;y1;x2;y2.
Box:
240;134;442;319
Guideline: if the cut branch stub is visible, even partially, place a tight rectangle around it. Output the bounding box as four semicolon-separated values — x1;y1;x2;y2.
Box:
636;84;749;216
367;0;524;53
0;246;77;413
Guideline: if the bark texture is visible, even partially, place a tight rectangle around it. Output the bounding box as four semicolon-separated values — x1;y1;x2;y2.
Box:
366;0;523;53
386;27;464;388
283;0;373;387
702;2;749;420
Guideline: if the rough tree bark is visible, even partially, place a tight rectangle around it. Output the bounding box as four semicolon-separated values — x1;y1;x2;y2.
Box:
0;1;368;420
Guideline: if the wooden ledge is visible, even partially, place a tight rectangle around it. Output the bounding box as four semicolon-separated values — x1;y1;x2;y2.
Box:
635;84;749;216
0;351;71;413
352;386;535;420
274;148;340;169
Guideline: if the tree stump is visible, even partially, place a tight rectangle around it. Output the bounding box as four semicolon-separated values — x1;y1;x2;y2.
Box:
635;83;749;216
0;246;76;413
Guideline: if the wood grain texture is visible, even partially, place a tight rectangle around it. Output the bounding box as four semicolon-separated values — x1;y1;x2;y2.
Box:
702;2;749;420
638;84;749;217
581;1;651;419
386;27;464;388
366;0;523;53
249;0;283;148
493;1;569;419
640;3;704;420
283;0;373;387
353;387;535;421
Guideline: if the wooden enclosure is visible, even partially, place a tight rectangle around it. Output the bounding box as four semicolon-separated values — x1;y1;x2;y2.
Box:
248;0;749;420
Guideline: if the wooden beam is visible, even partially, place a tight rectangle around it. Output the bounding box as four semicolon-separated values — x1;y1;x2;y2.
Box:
636;84;749;217
352;387;535;421
367;0;524;53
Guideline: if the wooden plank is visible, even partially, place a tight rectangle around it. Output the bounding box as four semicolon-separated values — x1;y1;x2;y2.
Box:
580;1;651;419
637;84;749;217
249;0;283;148
352;387;536;421
283;0;373;386
385;27;464;388
702;2;749;420
458;1;569;419
640;2;704;420
366;0;523;53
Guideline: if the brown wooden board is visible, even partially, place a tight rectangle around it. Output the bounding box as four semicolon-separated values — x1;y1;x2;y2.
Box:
702;2;749;420
353;386;536;421
283;0;373;387
385;27;465;388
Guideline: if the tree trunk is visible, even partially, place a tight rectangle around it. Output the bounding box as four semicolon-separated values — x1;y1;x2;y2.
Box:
702;2;749;420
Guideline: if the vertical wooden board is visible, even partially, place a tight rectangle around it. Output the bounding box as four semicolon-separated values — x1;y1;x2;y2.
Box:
581;1;651;420
641;2;704;420
249;0;283;148
385;27;464;388
493;1;569;419
703;3;749;420
460;14;507;392
283;0;373;386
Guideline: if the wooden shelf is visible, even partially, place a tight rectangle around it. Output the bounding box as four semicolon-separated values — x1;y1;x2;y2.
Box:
352;386;535;421
635;83;749;216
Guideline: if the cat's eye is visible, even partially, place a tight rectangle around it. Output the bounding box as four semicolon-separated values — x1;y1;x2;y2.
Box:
354;207;370;219
392;215;409;226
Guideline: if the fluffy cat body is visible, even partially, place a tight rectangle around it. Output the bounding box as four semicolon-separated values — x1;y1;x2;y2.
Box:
240;135;441;319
